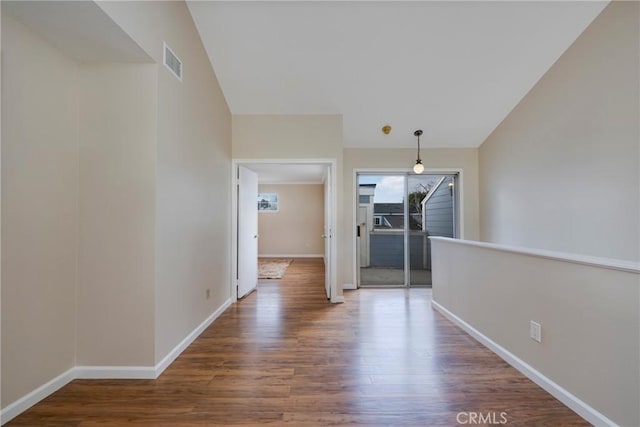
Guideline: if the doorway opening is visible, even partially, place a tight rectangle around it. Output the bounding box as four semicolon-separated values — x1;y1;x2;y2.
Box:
356;172;459;287
232;159;338;303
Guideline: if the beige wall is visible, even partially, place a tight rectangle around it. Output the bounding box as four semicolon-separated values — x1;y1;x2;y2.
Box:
2;0;233;412
76;63;157;366
442;4;640;423
233;115;342;160
479;1;639;262
97;0;233;362
1;14;79;406
342;147;479;287
258;184;324;256
431;238;639;426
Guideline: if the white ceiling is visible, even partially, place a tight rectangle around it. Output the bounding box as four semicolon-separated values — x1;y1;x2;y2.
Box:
188;1;607;148
244;163;327;184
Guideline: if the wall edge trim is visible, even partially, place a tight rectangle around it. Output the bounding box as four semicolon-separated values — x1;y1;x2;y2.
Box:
430;299;619;427
75;366;156;379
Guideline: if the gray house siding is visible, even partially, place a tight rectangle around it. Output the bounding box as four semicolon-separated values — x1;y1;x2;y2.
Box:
423;176;454;270
425;177;454;238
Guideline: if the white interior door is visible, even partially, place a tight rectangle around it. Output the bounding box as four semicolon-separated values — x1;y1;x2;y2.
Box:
237;166;258;298
323;166;332;299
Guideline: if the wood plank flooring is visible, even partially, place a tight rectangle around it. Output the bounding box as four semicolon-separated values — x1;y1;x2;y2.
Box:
7;258;588;426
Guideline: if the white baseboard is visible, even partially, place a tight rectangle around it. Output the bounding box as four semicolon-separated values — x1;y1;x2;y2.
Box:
343;283;357;290
331;295;345;303
0;298;233;426
259;254;323;258
75;366;156;379
431;300;617;427
154;298;232;377
1;367;76;425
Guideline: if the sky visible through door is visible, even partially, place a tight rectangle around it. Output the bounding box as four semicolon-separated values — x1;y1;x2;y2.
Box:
358;175;442;203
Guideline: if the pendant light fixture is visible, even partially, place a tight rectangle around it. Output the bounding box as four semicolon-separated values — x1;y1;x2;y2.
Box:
413;129;424;174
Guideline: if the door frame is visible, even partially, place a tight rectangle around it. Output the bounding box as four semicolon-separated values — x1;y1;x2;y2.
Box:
352;168;465;288
231;158;339;303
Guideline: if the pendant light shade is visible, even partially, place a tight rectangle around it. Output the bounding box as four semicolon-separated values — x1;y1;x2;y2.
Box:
413;160;424;174
413;130;424;174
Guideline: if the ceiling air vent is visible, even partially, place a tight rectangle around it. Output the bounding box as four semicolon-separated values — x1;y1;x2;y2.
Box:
163;42;182;82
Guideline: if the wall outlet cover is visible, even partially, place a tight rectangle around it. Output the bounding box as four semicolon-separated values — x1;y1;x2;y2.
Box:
530;321;542;343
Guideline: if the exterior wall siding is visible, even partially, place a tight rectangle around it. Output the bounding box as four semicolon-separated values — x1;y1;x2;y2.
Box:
425;177;454;238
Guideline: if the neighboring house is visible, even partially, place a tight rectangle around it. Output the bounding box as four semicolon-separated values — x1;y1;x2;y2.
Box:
358;184;376;205
373;203;422;230
421;176;455;238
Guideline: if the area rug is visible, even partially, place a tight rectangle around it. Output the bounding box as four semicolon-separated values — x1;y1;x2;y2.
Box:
258;258;293;279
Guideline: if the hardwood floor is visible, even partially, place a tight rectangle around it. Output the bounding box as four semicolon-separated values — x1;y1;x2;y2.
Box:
8;258;588;426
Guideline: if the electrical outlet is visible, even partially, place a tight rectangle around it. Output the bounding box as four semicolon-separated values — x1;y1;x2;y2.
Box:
530;321;542;343
206;289;210;299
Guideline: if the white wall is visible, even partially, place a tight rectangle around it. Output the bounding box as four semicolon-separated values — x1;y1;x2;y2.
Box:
76;63;157;366
96;0;233;362
258;184;324;257
1;14;79;407
431;238;640;426
342;147;479;287
479;1;639;262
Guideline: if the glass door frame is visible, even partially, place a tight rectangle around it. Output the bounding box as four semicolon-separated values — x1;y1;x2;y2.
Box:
353;168;463;288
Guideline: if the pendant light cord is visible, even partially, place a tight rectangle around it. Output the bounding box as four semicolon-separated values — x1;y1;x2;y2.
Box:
414;129;423;162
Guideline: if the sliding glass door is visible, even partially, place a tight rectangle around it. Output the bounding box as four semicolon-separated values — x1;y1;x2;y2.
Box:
357;175;405;286
357;172;458;287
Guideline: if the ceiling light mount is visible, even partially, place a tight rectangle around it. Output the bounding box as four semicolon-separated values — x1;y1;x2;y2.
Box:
413;129;424;174
382;125;392;135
